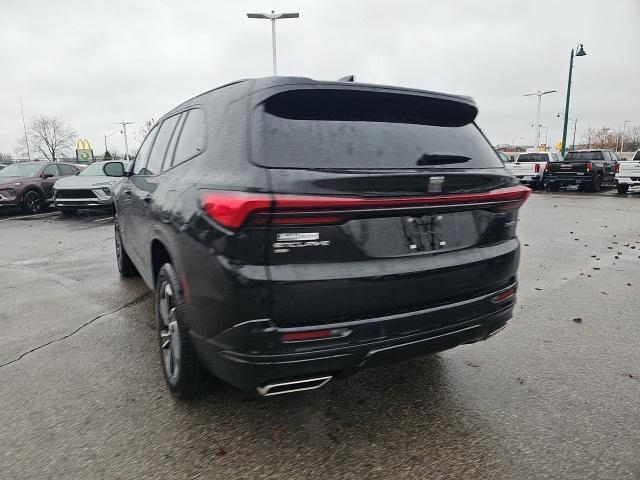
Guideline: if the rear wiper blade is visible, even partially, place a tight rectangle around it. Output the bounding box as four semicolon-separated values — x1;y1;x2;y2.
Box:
416;153;471;166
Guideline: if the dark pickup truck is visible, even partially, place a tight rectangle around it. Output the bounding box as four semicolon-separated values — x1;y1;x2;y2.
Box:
545;149;619;192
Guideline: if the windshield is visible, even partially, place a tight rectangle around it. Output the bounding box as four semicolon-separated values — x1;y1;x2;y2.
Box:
518;153;547;162
78;163;107;176
252;91;501;170
0;163;42;177
565;151;604;161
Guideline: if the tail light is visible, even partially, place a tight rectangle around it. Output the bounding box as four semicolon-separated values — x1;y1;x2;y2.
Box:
586;162;593;172
544;163;549;172
615;162;620;174
201;185;532;230
534;163;540;173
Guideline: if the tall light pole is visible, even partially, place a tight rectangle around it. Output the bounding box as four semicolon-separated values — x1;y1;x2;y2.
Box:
247;10;300;76
557;113;578;151
104;129;120;153
114;122;133;161
19;98;31;161
561;44;587;156
619;120;630;152
524;90;556;148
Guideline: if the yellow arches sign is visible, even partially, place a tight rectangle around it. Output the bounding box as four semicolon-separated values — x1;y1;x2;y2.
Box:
75;138;94;163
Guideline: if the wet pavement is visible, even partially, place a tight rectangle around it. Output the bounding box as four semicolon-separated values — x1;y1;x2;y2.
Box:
1;191;639;480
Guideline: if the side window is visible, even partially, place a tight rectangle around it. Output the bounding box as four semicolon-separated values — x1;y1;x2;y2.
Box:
610;152;619;163
145;115;181;175
59;164;76;175
172;109;207;168
132;126;159;175
43;164;60;177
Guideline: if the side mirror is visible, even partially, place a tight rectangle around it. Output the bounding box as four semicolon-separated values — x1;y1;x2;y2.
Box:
42;173;54;179
103;161;125;177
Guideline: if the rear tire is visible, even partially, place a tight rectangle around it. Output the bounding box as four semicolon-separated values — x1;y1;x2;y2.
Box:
590;174;603;193
548;182;561;192
156;263;201;399
617;184;630;194
115;220;138;277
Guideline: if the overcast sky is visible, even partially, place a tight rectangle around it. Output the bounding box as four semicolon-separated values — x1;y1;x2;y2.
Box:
1;0;639;157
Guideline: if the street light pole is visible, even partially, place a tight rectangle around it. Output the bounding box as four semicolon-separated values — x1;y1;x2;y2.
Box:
619;120;630;152
247;10;300;76
114;122;134;161
524;90;556;148
557;113;578;151
561;44;587;156
19;98;31;161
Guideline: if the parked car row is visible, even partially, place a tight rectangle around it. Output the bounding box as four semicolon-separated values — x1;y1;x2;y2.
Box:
0;160;126;214
505;149;640;194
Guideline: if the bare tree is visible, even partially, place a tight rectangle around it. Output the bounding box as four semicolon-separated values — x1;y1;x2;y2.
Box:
135;118;156;144
0;152;12;162
16;115;77;161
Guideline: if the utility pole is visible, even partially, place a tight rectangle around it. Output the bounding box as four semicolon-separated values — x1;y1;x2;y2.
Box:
19;98;30;161
524;90;556;147
247;10;300;75
114;122;134;161
557;113;578;151
619;120;630;152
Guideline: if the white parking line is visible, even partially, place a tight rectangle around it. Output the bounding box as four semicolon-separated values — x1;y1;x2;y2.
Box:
94;216;114;222
0;212;60;222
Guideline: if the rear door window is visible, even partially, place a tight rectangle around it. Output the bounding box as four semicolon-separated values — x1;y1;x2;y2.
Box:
171;109;207;168
58;164;76;175
133;126;159;175
145;115;181;175
251;89;502;170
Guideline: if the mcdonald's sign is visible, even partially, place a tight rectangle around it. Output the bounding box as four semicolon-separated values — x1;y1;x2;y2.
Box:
75;138;94;163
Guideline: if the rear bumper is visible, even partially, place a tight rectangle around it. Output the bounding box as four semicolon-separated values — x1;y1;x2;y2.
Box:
191;283;516;393
515;175;542;185
545;174;593;185
615;177;640;186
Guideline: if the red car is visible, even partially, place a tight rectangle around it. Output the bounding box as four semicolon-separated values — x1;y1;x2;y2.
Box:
0;161;81;213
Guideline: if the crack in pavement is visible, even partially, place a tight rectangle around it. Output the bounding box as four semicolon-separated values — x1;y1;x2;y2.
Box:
0;292;152;370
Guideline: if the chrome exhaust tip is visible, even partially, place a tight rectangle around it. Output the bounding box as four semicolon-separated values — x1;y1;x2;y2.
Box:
256;375;333;397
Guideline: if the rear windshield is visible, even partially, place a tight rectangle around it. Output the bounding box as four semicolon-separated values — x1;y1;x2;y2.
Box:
565;151;604;161
251;89;503;170
517;153;548;162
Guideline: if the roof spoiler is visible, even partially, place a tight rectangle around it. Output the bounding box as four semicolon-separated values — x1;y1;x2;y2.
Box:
337;75;355;82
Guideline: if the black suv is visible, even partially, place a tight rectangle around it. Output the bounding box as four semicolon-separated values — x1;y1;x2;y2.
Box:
113;77;530;398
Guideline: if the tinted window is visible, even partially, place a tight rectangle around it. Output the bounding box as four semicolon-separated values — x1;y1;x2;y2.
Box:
517;153;548;162
43;164;60;176
58;164;76;175
172;109;206;167
252;90;500;169
634;151;640;161
133;126;159;175
146;115;180;175
565;151;604;161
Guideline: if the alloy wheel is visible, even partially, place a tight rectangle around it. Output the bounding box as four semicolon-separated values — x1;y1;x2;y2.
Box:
24;191;42;213
158;281;181;383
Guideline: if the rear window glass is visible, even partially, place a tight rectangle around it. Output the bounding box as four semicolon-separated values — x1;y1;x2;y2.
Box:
517;153;548;162
633;151;640;161
251;89;502;170
565;151;604;161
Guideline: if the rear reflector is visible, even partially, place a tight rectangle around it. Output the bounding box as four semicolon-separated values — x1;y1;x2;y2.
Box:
491;288;516;303
201;185;531;229
282;329;334;342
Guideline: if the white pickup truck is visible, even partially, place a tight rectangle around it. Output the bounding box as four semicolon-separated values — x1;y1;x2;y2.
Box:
505;151;563;190
615;149;640;194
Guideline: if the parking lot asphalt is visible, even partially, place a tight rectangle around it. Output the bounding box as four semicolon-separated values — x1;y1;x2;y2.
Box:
1;190;639;480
